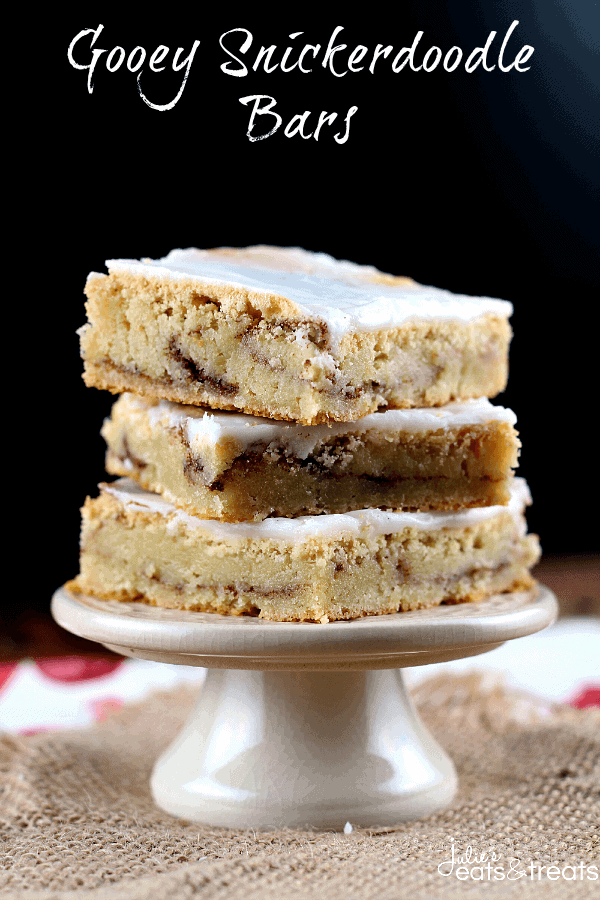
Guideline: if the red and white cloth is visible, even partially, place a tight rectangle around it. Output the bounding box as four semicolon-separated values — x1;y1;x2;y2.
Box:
0;656;205;734
0;617;598;735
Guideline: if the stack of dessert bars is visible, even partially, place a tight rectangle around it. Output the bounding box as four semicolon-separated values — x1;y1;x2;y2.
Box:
69;246;540;623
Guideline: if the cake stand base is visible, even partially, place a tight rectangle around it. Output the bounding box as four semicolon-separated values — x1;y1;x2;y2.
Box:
151;668;456;828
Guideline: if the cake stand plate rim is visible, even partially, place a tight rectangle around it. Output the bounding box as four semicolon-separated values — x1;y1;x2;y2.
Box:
51;583;558;668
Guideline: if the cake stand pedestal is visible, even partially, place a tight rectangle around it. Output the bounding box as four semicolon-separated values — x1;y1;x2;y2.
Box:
52;585;557;830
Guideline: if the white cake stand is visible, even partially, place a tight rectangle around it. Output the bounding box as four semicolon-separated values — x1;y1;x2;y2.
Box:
51;584;557;830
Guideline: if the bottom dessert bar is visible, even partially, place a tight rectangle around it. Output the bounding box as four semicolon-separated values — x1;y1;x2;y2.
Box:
68;478;540;623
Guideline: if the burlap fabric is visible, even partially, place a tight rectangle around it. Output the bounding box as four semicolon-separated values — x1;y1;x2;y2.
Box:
1;672;598;899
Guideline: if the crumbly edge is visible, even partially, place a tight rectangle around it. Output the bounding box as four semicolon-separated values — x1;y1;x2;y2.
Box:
65;571;538;624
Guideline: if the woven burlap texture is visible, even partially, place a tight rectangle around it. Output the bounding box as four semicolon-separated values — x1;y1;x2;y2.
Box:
1;671;598;900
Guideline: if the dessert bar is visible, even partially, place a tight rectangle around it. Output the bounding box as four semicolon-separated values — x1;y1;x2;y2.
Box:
80;246;512;424
103;393;520;521
68;478;540;623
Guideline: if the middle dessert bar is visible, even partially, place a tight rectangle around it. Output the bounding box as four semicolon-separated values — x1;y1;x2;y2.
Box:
102;394;520;521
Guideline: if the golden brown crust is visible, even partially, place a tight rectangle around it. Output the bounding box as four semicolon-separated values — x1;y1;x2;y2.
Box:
83;359;287;420
67;575;539;622
105;450;514;522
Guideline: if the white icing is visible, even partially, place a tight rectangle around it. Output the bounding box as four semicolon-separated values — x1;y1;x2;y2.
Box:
131;396;517;461
103;247;512;343
102;477;531;542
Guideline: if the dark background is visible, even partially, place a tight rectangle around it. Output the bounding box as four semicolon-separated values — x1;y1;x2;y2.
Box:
10;3;599;625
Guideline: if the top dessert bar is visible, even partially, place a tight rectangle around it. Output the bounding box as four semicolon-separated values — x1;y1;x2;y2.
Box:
80;246;513;424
